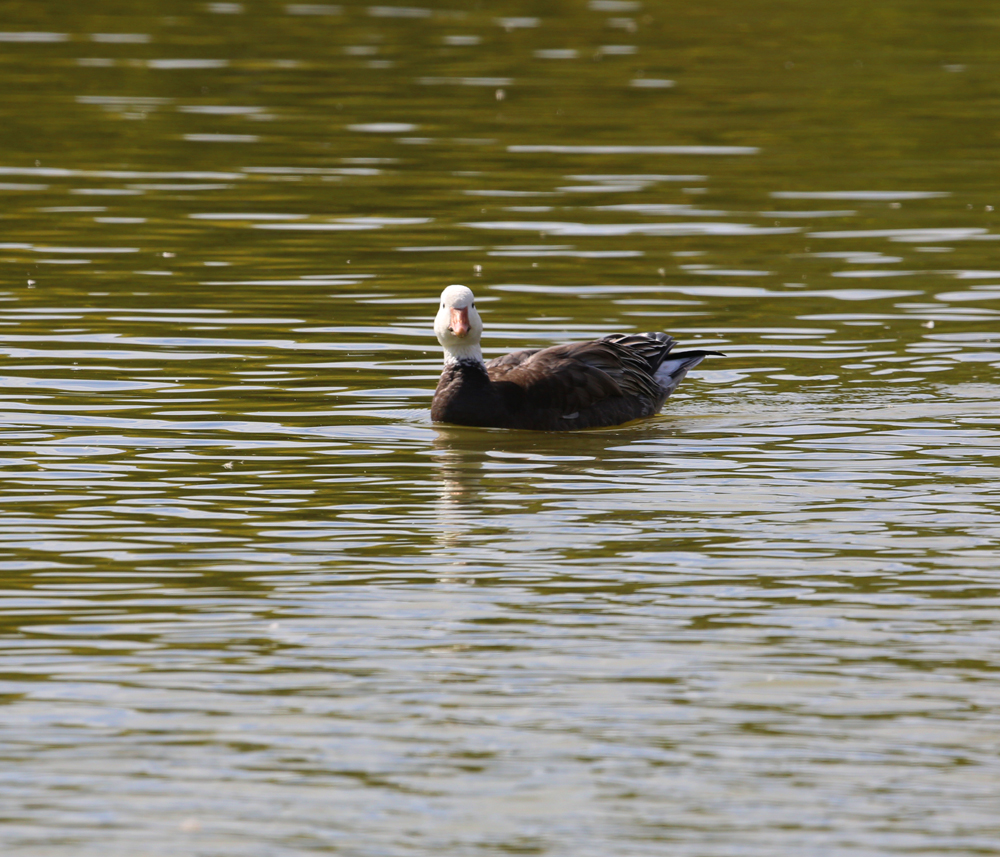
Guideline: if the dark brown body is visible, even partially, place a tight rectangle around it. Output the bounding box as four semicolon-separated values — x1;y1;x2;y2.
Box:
431;334;721;431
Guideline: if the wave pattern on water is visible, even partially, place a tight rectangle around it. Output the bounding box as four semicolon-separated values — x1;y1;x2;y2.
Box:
2;1;1000;855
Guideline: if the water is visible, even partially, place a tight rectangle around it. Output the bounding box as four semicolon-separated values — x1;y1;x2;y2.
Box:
1;1;1000;854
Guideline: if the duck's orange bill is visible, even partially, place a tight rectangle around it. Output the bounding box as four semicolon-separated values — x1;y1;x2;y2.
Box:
449;307;470;337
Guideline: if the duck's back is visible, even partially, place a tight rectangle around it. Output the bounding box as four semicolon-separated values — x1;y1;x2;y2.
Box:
468;335;666;430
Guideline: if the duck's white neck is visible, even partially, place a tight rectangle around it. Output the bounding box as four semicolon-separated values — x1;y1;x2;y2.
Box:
442;341;485;368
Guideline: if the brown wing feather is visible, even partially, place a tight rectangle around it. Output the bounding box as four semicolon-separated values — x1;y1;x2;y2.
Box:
485;348;540;379
490;340;661;414
602;332;674;372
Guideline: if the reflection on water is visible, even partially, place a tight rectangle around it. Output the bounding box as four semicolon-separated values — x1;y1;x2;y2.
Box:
1;0;1000;854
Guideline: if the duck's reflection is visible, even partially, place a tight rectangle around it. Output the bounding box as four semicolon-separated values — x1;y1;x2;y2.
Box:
428;421;659;558
429;425;495;555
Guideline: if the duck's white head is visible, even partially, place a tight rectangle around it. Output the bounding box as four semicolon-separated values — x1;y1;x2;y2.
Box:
435;284;484;366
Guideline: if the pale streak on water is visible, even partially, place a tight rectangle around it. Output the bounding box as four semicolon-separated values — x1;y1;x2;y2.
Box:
1;2;1000;855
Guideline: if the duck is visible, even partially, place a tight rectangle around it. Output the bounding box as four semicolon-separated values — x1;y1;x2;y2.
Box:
430;284;723;430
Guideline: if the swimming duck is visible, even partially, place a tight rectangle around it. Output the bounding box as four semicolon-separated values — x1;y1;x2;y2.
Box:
430;284;722;430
